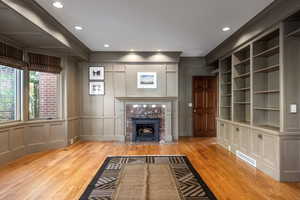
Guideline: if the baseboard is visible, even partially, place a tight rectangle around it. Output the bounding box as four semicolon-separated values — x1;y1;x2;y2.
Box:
80;135;125;141
26;143;48;154
47;140;67;149
280;171;300;182
0;151;12;166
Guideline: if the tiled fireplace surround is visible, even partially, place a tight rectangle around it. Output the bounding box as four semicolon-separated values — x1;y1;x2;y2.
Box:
116;100;173;143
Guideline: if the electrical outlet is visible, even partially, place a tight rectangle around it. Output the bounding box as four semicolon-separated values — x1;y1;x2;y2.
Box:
290;104;297;113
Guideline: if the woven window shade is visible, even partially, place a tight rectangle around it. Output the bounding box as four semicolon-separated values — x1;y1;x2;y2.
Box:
28;53;62;74
0;42;27;70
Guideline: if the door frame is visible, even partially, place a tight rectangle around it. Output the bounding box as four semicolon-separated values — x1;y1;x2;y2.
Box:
192;76;218;137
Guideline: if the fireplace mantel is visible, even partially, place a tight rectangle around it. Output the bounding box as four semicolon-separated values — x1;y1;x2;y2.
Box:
115;97;177;101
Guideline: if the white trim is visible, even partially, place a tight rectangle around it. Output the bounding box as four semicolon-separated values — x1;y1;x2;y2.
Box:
236;150;257;167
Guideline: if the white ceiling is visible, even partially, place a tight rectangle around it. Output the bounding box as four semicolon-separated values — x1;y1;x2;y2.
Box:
34;0;273;56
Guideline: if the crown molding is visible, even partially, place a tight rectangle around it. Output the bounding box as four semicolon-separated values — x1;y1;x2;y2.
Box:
206;0;300;64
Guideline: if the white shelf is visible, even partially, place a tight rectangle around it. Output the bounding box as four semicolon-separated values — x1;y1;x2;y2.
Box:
234;58;250;67
234;102;250;104
234;72;250;79
254;64;280;73
254;90;280;94
253;45;279;58
234;87;250;91
254;107;280;111
286;27;300;38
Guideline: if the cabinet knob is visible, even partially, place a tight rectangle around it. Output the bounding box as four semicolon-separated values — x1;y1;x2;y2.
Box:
236;128;239;131
221;124;224;127
258;134;263;139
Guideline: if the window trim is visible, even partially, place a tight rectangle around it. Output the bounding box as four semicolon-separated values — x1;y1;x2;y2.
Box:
0;66;22;124
28;71;61;121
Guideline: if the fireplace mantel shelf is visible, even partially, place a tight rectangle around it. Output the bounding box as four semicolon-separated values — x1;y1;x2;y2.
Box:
116;96;178;101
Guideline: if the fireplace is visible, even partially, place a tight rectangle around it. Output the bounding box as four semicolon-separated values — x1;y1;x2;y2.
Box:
132;118;160;142
124;102;173;143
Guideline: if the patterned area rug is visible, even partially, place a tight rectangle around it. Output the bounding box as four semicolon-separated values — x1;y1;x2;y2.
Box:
80;156;217;200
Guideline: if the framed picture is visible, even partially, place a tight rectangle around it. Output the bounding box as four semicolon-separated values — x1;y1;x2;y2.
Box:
89;81;105;95
137;72;157;88
89;66;104;80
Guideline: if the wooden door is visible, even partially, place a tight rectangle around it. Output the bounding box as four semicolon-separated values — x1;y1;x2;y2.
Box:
193;76;217;137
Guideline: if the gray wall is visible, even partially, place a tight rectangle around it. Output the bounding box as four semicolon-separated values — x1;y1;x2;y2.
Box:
65;57;81;144
79;52;180;141
179;57;215;136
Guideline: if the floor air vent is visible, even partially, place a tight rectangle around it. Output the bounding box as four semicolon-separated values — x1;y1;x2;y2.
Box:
236;151;256;167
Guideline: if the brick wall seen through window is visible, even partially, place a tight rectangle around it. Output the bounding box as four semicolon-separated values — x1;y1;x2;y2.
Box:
29;71;58;119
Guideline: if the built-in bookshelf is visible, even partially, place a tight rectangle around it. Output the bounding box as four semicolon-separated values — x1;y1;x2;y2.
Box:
253;30;280;130
216;10;300;182
217;28;282;131
232;45;251;124
285;11;300;38
220;56;232;120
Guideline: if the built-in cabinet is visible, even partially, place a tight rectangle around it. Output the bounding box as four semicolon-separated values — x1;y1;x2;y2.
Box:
216;15;300;181
217;120;279;179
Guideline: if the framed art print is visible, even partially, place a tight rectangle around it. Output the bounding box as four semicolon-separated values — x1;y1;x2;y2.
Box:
89;81;105;95
137;72;157;89
89;66;104;80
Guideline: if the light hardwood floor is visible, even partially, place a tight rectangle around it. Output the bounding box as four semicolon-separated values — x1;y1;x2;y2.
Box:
0;137;299;200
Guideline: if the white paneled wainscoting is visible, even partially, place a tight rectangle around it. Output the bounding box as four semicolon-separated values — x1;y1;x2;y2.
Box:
0;120;74;166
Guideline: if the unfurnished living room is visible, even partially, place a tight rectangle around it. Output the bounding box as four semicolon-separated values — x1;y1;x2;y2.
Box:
0;0;300;199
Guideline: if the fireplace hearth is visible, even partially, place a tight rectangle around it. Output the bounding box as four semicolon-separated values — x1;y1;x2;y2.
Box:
132;118;160;142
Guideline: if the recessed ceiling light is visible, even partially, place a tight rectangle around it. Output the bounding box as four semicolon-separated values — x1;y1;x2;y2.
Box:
130;49;135;52
157;49;161;52
52;1;63;8
74;26;83;31
222;27;231;32
104;44;110;48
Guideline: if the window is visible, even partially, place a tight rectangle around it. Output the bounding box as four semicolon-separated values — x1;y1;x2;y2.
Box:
29;71;59;120
0;65;20;122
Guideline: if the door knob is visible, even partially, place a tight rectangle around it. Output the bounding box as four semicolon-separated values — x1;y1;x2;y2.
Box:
193;109;196;113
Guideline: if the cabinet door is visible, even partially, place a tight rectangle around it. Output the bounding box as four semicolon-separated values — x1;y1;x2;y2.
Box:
231;125;240;152
239;126;251;154
224;123;232;146
251;130;263;161
262;134;277;168
219;122;225;139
